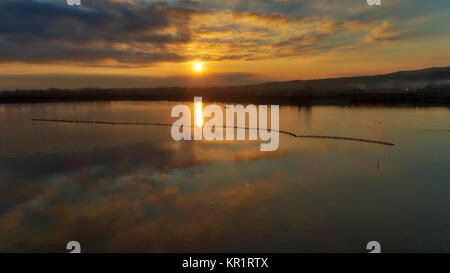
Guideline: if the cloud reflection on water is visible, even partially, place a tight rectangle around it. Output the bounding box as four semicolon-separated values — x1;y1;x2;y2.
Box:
0;102;448;252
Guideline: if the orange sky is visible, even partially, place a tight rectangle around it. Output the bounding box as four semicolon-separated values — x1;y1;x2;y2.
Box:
0;0;449;89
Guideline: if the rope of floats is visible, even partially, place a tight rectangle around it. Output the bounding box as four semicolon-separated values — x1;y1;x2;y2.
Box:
31;118;395;146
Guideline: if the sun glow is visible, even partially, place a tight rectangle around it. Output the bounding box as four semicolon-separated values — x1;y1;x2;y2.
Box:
193;62;203;72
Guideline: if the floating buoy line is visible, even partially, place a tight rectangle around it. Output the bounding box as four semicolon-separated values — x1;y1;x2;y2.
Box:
31;118;395;146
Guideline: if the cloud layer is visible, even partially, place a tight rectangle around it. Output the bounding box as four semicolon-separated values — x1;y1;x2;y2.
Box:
0;0;413;67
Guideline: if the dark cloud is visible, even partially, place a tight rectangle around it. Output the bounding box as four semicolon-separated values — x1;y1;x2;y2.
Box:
0;72;261;89
0;0;416;67
0;0;199;65
0;45;186;64
178;0;200;4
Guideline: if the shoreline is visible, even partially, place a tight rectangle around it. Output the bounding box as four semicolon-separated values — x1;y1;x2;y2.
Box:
0;93;448;107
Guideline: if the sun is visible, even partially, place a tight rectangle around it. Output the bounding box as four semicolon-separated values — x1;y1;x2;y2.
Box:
193;62;203;72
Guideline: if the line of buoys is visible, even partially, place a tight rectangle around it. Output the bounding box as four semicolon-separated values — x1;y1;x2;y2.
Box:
295;135;394;146
32;118;172;127
31;118;395;146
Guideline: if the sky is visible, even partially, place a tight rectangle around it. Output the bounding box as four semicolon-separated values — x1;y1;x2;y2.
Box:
0;0;449;89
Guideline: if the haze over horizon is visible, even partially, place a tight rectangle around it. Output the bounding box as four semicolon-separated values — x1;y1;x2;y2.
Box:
1;0;449;89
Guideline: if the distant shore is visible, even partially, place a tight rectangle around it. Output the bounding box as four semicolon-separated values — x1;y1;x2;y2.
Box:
1;66;448;105
0;88;448;106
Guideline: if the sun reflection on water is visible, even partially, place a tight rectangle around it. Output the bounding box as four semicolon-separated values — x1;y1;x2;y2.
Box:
195;101;203;127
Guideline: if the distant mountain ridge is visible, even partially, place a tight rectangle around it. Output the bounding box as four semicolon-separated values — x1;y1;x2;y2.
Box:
1;66;449;104
238;66;450;96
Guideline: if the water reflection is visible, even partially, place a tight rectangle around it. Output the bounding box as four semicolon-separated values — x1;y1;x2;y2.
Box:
195;101;203;128
0;101;448;252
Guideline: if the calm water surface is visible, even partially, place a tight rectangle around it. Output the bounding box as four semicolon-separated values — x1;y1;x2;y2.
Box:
0;101;448;252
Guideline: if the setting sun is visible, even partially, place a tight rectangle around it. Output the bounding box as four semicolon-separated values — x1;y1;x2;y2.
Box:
193;62;203;72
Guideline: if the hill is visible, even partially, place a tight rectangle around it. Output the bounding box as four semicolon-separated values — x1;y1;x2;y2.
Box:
1;67;449;105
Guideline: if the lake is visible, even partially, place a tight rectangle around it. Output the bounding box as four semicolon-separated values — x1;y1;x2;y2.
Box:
0;101;448;252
